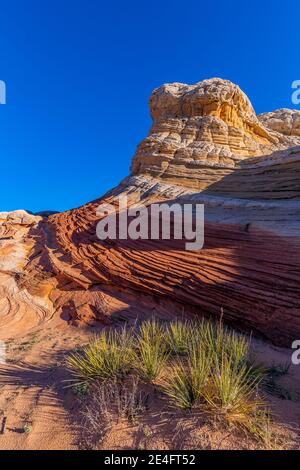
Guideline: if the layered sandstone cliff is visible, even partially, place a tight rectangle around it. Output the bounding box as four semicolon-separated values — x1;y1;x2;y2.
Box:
131;78;300;196
1;78;300;345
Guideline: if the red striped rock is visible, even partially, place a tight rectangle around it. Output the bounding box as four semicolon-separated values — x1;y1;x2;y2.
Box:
1;78;300;345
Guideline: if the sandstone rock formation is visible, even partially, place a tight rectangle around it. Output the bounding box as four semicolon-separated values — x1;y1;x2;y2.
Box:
259;108;300;137
131;78;300;195
1;78;300;346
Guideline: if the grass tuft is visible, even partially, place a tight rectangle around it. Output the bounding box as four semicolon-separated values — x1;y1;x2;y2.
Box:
204;352;264;427
66;327;134;385
162;342;212;409
135;319;169;382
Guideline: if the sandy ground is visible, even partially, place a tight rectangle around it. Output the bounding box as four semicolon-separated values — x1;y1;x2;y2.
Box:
0;303;300;450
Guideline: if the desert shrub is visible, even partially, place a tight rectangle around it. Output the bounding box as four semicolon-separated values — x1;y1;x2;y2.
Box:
135;319;169;382
162;319;268;441
203;352;264;426
165;319;194;356
66;317;274;446
162;342;212;409
197;318;251;366
95;376;147;423
66;326;134;385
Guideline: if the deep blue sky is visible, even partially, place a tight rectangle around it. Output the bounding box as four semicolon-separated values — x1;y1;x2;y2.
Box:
0;0;299;212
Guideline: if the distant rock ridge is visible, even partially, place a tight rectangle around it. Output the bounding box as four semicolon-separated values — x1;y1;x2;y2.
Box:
259;108;300;136
1;78;300;345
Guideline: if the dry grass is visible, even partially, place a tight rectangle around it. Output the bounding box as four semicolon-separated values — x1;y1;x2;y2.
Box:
78;377;148;449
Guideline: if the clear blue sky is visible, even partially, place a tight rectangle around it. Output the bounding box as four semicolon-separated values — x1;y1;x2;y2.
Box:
0;0;299;212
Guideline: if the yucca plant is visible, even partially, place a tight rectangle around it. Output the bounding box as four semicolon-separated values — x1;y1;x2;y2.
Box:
204;352;264;426
223;329;250;366
135;319;168;382
66;327;134;385
162;342;212;409
165;320;193;356
198;317;252;370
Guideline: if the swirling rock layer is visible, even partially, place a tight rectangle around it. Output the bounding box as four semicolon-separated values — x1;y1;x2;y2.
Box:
1;78;300;346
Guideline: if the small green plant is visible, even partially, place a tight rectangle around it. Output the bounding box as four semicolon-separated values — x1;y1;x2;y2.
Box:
73;382;89;397
23;423;32;434
266;362;290;377
12;334;39;353
135;319;169;382
198;318;250;367
142;425;153;438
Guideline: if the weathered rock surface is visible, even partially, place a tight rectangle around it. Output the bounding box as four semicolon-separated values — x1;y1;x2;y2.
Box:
131;78;300;195
259;109;300;137
1;78;300;345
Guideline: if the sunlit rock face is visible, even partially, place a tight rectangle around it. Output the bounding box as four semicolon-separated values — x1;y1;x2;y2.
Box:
131;78;300;196
1;78;300;346
259;108;300;137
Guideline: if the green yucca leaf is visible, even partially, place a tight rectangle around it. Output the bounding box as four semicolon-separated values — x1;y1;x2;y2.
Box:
66;327;134;384
165;320;193;356
162;342;212;409
135;319;168;382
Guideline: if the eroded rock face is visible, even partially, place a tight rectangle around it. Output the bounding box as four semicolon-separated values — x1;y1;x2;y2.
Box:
1;78;300;345
259;109;300;137
131;78;300;195
0;211;54;335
